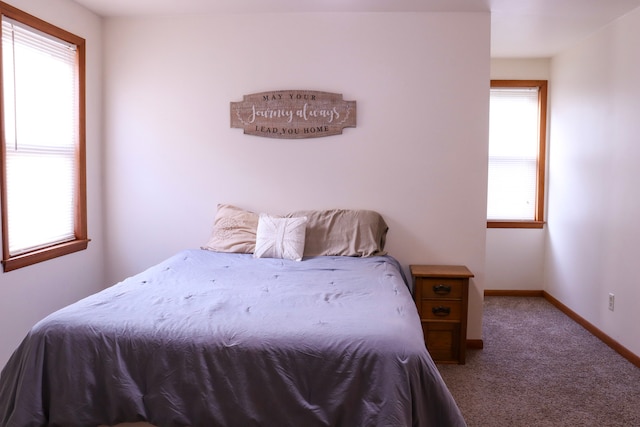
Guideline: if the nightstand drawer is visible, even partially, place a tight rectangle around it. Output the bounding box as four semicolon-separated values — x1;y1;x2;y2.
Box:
420;300;462;320
418;278;464;299
422;322;461;362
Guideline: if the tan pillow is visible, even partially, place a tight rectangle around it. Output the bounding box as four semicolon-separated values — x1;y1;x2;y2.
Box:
286;209;388;257
202;204;259;254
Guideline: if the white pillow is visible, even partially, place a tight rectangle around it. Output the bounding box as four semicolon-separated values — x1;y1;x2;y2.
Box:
254;214;307;261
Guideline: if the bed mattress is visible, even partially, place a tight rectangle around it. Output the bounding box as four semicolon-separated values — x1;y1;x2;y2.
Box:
0;249;466;427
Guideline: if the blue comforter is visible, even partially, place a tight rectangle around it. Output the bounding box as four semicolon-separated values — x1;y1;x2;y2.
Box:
0;250;466;427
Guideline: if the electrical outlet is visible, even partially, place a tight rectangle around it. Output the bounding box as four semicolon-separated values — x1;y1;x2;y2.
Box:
608;293;615;311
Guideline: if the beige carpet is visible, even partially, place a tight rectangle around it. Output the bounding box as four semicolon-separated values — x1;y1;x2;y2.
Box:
437;296;640;427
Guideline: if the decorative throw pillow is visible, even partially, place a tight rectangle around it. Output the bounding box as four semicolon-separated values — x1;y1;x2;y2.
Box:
254;214;307;261
202;204;259;254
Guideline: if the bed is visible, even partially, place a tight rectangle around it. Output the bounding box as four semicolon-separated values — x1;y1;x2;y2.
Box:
0;206;466;427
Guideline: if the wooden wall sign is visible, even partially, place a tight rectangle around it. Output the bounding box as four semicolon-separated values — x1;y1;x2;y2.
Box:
230;90;356;139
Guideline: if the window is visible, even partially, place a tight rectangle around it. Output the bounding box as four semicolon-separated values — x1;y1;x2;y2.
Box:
1;2;88;272
487;80;547;229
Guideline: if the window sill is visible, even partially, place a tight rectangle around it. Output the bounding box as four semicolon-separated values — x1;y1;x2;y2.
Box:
487;220;545;229
2;239;90;272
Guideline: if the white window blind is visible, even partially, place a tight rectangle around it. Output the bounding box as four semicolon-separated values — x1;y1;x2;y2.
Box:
2;17;78;256
487;87;540;221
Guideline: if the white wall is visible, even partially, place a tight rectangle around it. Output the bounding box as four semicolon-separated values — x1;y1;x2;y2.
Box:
486;58;550;290
485;228;546;290
103;12;490;341
0;0;104;370
545;7;640;357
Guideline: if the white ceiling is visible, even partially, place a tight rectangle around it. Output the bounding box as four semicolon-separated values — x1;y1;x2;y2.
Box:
72;0;640;57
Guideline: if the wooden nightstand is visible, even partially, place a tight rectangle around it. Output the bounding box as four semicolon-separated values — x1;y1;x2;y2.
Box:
410;265;474;364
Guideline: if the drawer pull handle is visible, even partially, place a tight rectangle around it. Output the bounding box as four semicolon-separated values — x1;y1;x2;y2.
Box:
433;284;451;295
432;306;451;316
